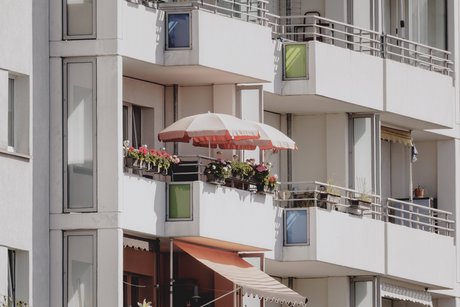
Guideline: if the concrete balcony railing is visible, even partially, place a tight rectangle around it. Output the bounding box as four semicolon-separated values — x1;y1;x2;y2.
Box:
266;14;455;128
121;0;273;83
269;14;453;77
275;181;454;239
272;181;455;288
122;155;280;250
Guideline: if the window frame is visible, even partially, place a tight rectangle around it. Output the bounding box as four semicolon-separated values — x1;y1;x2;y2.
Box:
166;182;193;221
348;113;381;195
62;0;97;40
122;102;144;149
7;249;16;305
284;208;309;246
63;230;97;307
63;57;98;213
282;43;309;80
7;78;15;151
350;276;380;307
165;12;192;50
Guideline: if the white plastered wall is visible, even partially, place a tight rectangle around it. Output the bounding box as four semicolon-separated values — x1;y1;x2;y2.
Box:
178;85;213;156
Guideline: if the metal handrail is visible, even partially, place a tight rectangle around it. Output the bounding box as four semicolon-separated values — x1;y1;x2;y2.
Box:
276;181;383;219
159;0;268;24
268;14;454;76
384;35;453;75
275;181;455;237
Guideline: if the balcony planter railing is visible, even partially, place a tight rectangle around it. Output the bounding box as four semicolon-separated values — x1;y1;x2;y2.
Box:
173;155;278;193
276;181;383;218
275;181;455;237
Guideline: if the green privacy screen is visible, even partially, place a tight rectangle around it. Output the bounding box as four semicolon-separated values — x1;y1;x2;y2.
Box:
168;183;191;219
284;44;307;79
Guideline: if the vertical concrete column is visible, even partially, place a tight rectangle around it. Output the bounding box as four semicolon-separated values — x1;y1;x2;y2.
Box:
325;113;348;188
0;247;7;299
238;86;262;162
49;230;62;307
327;277;350;307
49;57;63;215
213;84;237;160
437;139;459;281
97;55;122;213
97;228;123;307
213;84;236;115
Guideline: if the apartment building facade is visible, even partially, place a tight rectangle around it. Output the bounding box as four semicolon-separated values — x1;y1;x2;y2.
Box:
1;0;459;306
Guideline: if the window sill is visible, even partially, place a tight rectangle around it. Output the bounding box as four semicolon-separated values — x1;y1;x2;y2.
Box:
0;148;31;160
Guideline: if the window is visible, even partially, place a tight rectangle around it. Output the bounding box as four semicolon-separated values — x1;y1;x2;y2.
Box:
64;0;96;39
349;114;380;195
167;183;192;220
63;58;97;212
284;209;309;245
64;231;97;307
2;74;30;155
350;277;378;307
166;13;191;49
8;78;14;149
123;103;155;149
284;44;308;79
7;250;16;306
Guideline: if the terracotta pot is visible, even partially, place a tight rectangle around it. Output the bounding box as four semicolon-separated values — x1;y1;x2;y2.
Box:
414;187;425;198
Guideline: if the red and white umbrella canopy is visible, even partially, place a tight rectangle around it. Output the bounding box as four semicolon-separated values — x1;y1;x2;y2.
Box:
193;121;297;150
158;112;260;143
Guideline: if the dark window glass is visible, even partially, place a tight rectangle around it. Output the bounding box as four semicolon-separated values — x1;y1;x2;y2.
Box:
167;13;190;48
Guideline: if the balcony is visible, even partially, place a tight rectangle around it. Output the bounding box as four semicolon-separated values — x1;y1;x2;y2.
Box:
121;154;280;251
121;0;273;85
265;15;455;129
268;181;455;288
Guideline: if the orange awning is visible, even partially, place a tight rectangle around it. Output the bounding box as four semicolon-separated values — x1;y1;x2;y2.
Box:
174;240;308;306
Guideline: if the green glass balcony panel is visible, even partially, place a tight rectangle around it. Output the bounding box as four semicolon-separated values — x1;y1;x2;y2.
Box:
284;44;307;79
169;183;191;219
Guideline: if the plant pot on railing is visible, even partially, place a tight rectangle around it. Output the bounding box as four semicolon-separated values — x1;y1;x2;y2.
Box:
256;183;266;192
125;157;134;168
206;173;225;185
318;192;341;209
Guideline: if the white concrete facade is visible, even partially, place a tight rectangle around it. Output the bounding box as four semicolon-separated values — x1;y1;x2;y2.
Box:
1;0;460;307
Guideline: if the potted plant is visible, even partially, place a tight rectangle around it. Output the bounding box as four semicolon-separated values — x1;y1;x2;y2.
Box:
125;146;138;168
414;185;425;198
264;174;278;192
138;299;152;307
230;160;255;180
204;160;231;184
348;177;372;210
252;162;270;192
317;178;341;209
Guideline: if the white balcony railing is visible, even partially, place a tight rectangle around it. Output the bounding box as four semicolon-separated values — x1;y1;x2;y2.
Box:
150;0;269;25
386;198;455;237
268;14;454;77
384;35;453;76
268;14;382;57
275;181;455;237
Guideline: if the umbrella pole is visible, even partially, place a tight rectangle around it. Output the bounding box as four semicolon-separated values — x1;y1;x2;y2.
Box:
208;139;211;158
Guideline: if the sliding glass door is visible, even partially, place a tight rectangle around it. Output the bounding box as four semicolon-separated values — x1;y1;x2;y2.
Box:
384;0;447;49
